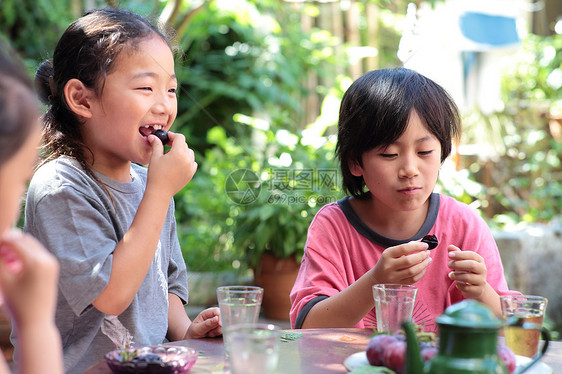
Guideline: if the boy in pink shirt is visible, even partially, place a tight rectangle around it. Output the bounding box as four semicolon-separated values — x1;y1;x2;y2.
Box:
290;68;518;331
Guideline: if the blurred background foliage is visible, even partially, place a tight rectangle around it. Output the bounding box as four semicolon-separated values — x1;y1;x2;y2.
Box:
1;0;562;274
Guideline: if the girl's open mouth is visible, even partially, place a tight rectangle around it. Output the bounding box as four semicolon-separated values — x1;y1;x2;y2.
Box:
139;124;164;138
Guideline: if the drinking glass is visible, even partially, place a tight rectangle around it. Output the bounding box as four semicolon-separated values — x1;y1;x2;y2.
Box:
500;294;548;357
227;323;281;374
217;285;263;356
373;284;418;334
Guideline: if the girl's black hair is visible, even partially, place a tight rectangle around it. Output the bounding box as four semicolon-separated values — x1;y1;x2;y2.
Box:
35;7;174;175
335;67;461;199
0;41;38;166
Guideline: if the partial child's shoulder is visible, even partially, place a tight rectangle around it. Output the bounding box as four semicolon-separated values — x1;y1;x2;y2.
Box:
32;157;86;186
29;157;101;198
309;198;348;228
315;199;345;218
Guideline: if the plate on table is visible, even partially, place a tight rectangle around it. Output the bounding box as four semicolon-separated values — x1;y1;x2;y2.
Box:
344;351;553;373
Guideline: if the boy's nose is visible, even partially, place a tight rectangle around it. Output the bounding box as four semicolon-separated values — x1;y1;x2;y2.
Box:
398;156;418;178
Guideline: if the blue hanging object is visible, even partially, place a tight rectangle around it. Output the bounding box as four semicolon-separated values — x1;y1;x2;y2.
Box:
459;11;519;48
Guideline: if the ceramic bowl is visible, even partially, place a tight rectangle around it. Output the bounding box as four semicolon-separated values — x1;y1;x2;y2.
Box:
105;345;198;374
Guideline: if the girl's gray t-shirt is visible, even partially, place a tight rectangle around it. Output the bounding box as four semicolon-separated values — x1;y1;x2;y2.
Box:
23;157;188;374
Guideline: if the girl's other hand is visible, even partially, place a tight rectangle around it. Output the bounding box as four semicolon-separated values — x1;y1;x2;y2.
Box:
0;229;59;327
185;307;222;339
147;131;198;198
370;241;432;285
447;245;488;299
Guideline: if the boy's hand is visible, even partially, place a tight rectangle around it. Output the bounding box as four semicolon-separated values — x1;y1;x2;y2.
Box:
370;241;432;284
147;131;197;198
185;307;222;339
447;245;488;299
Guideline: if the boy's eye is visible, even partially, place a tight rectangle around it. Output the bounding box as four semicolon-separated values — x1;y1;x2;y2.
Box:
139;87;152;91
169;88;177;94
419;150;433;155
380;153;397;158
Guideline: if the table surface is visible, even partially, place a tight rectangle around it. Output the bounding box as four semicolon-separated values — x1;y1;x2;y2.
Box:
85;328;562;374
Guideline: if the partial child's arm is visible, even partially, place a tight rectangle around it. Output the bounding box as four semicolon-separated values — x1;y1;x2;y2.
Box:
447;245;501;315
93;132;197;315
301;241;431;328
0;230;63;374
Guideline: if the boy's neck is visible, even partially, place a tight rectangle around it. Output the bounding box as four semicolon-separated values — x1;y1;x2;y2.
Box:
350;196;429;240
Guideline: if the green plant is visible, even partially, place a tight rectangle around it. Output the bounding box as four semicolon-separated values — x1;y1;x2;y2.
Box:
230;107;343;267
456;33;562;226
176;110;343;271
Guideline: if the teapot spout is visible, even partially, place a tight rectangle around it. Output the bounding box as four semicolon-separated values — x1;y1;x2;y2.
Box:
402;321;424;374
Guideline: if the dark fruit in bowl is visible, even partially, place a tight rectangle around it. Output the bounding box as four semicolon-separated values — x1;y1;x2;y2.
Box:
105;345;197;374
152;129;169;145
421;234;438;249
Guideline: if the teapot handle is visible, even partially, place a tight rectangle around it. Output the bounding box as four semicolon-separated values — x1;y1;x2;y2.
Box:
514;323;550;374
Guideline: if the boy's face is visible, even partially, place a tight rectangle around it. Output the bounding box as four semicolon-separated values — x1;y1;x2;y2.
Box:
350;110;442;213
82;34;177;178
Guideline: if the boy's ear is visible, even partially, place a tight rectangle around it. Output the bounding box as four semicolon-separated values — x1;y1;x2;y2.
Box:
349;159;363;177
64;78;94;118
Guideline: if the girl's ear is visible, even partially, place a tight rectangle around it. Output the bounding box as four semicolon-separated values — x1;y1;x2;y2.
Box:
64;79;94;118
349;159;363;177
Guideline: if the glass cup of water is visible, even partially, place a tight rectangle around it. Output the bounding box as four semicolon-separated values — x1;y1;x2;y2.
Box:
226;323;281;374
372;284;418;334
217;285;264;357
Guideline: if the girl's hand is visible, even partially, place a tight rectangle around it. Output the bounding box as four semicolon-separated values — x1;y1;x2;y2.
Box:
0;229;59;326
370;241;432;284
185;307;222;339
147;131;198;198
447;245;488;299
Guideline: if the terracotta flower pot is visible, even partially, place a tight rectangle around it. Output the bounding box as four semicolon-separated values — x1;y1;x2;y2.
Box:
253;253;300;321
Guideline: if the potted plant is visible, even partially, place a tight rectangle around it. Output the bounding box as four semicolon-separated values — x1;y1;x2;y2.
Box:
231;115;342;320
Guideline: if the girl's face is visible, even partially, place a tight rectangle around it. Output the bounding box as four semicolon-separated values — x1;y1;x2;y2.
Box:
350;110;442;213
82;35;177;179
0;123;41;235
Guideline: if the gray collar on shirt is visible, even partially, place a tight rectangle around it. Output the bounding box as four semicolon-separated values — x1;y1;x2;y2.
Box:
336;193;440;248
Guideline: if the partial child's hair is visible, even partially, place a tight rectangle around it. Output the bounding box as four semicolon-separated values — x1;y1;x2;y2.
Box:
0;41;38;166
335;67;461;199
35;7;174;174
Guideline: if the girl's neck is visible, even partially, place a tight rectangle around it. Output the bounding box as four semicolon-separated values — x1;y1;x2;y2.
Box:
350;196;429;240
90;160;133;183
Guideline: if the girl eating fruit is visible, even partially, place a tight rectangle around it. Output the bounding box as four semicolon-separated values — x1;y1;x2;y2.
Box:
26;7;221;373
290;68;519;331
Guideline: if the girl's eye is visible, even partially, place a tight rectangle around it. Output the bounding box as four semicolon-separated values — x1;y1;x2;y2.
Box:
169;88;177;94
419;150;433;156
138;87;152;91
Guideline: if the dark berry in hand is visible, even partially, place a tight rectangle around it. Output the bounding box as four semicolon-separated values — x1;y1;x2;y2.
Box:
366;334;398;366
152;129;169;145
422;234;438;249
